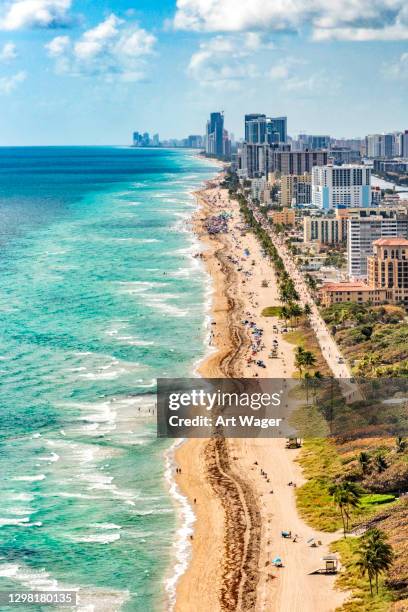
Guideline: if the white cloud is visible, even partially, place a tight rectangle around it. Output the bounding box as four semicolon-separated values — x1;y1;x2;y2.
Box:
267;56;338;96
174;0;408;41
187;32;271;87
0;0;71;31
45;14;156;81
0;69;26;92
0;42;17;61
269;64;290;80
385;52;408;79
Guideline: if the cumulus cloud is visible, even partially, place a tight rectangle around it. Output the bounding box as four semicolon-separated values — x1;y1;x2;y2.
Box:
0;69;26;92
187;32;271;87
174;0;408;41
45;14;156;81
0;0;72;31
0;42;17;61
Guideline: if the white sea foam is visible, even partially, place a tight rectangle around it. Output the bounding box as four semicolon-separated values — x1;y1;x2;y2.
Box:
163;440;196;611
0;517;30;526
14;474;45;482
38;452;60;463
72;533;121;544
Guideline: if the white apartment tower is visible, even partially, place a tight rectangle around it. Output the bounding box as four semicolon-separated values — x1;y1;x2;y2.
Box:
312;165;371;210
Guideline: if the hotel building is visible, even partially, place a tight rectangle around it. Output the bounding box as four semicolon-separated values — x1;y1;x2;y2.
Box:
319;282;386;307
312;165;371;210
347;212;408;278
367;237;408;305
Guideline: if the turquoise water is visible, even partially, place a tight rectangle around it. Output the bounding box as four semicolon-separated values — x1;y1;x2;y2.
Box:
0;147;218;611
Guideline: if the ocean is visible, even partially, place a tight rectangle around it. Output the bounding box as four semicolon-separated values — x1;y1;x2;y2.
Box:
0;147;218;611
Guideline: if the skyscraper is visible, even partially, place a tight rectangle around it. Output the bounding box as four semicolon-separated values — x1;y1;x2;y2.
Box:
206;112;224;158
267;117;287;144
244;114;266;143
366;133;396;158
244;114;287;144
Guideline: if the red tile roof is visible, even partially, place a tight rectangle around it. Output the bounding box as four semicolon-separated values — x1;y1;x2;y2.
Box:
373;237;408;246
321;282;372;292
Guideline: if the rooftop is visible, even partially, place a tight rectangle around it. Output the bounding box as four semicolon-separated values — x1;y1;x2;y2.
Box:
373;237;408;246
321;282;373;292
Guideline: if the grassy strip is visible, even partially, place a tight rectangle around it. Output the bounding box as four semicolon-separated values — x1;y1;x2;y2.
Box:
285;317;332;376
261;305;281;317
331;537;393;612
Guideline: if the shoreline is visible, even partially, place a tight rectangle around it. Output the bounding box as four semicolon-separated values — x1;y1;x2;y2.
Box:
174;174;265;611
172;175;348;611
162;171;225;612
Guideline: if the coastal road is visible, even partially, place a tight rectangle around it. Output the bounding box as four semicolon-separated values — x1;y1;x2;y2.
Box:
248;203;363;402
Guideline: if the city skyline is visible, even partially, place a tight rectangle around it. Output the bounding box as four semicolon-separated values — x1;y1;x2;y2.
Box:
0;0;407;144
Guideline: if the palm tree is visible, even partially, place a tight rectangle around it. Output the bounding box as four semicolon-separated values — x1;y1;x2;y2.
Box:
302;350;316;372
358;451;371;475
288;302;303;327
395;436;407;453
356;528;394;595
375;452;388;473
328;480;363;536
295;346;305;378
280;305;290;327
356;544;376;595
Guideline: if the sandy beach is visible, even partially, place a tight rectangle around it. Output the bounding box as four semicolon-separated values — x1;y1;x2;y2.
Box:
174;177;348;611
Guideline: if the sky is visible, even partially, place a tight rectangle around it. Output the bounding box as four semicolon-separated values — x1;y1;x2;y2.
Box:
0;0;407;145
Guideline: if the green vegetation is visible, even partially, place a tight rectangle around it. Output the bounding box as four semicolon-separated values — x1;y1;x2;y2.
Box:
321;303;408;377
294;345;316;378
359;494;396;508
356;528;394;596
332;537;393;612
329;480;363;536
261;306;281;317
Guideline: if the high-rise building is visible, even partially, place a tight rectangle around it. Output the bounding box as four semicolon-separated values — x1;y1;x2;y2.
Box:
347;211;408;278
367;237;408;305
244;114;266;143
206;112;224;158
280;174;311;207
267;117;287;144
238;145;326;178
399;130;408;157
312;165;371;210
187;135;203;148
244;114;287;144
366;133;396;158
298;134;330;150
152;133;160;146
303;217;347;244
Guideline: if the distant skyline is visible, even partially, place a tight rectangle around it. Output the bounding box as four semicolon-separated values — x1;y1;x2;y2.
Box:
0;0;407;145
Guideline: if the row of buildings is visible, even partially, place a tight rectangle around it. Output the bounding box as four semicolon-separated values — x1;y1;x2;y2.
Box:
365;131;408;158
132;131;204;149
231;111;408;307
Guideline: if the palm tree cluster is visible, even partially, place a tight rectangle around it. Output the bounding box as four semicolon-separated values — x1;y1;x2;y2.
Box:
356;528;394;596
328;480;363;537
294;346;316;378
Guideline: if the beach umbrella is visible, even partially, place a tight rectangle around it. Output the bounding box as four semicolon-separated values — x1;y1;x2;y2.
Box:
272;557;282;564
